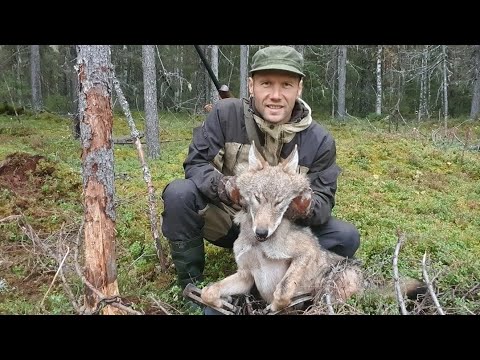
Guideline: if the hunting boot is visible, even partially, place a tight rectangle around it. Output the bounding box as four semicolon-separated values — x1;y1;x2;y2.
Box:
168;237;205;290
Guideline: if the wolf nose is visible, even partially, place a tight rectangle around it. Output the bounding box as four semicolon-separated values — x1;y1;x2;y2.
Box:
255;229;268;239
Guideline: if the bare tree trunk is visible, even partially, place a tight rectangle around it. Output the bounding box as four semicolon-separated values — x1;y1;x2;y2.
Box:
442;45;449;121
200;45;209;105
337;45;347;119
174;45;182;107
142;45;160;159
16;45;23;107
418;46;429;121
70;45;81;139
210;45;219;104
240;45;249;99
376;45;383;115
470;45;480;120
30;45;43;112
77;45;123;315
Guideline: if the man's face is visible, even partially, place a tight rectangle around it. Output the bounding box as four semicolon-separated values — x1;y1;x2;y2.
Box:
248;70;303;125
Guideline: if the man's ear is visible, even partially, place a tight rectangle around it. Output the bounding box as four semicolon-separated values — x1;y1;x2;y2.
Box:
248;77;254;96
297;78;303;98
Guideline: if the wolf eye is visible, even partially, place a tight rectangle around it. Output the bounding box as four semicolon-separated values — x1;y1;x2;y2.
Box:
274;200;282;207
254;194;261;202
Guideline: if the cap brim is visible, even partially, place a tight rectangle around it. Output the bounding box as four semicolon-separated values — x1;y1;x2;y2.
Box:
249;64;305;77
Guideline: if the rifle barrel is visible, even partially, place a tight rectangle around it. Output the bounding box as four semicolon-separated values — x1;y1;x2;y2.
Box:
194;45;221;91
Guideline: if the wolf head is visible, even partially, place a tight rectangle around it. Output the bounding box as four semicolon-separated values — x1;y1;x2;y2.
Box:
235;143;311;241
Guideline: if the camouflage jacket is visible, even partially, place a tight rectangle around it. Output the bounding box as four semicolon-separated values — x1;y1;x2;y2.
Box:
183;97;341;226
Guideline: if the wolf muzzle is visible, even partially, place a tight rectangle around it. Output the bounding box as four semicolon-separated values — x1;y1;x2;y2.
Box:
255;228;269;241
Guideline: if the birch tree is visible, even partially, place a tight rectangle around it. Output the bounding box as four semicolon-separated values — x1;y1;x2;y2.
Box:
376;45;383;115
240;45;249;99
337;45;347;119
470;45;480;120
142;45;160;159
77;45;123;315
30;45;42;112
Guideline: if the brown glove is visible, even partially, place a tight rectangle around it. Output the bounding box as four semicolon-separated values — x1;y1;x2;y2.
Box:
284;188;313;221
217;176;241;208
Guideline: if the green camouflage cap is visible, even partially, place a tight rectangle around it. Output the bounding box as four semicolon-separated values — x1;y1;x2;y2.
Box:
250;46;305;77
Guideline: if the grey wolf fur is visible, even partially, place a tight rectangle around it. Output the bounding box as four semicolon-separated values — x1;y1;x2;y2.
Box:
201;144;363;312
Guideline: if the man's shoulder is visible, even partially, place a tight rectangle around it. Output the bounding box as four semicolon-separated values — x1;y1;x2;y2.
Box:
304;119;334;142
215;97;245;111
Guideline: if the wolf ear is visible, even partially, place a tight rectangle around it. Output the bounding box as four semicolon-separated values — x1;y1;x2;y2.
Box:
282;145;299;174
248;141;266;171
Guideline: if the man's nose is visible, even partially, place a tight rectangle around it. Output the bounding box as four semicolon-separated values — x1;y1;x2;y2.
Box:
270;86;281;99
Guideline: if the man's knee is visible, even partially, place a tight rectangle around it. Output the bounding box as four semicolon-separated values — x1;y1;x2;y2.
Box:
162;179;199;211
331;221;360;258
337;222;360;258
315;218;360;258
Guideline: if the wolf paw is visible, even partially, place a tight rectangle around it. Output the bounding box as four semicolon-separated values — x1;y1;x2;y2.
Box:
201;285;223;309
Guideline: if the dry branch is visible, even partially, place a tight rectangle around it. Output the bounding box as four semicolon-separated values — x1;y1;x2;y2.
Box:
0;215;22;223
15;216;145;315
112;75;167;272
113;131;144;144
393;230;409;315
421;252;445;315
40;246;70;308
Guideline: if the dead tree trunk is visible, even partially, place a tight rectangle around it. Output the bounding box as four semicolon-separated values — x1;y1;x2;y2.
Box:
210;45;219;104
418;46;429;121
142;45;160;159
240;45;249;99
70;45;81;139
442;45;449;121
337;45;347;119
76;45;123;315
30;45;43;112
376;45;383;115
470;45;480;120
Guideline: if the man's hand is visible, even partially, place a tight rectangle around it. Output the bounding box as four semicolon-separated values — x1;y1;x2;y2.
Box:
204;103;213;113
218;176;241;209
284;188;313;220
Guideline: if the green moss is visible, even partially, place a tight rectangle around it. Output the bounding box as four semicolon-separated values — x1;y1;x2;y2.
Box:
1;113;479;315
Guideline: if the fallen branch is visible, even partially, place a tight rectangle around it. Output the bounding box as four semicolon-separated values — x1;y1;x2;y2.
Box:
40;245;70;309
113;75;167;272
421;252;445;315
393;230;409;315
0;215;22;223
113;131;144;144
148;294;182;315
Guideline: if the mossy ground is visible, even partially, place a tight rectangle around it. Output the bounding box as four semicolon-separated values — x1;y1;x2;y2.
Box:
1;111;479;315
